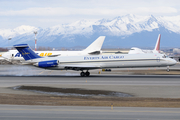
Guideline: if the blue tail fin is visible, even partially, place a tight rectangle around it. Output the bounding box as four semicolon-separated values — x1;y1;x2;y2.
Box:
13;44;42;60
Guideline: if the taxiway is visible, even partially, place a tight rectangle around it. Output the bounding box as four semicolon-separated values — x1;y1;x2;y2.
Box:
0;105;180;120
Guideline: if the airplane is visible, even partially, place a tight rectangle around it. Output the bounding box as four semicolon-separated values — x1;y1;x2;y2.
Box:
2;36;105;61
128;34;161;54
13;44;176;77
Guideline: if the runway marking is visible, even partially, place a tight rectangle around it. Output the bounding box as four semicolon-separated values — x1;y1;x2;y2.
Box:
38;71;44;75
1;108;180;114
48;70;53;75
0;116;135;120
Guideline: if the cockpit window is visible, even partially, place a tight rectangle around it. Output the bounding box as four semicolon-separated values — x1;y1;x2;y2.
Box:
162;55;169;58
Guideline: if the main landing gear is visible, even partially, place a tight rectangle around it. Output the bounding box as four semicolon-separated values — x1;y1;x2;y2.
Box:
167;66;170;72
80;71;90;77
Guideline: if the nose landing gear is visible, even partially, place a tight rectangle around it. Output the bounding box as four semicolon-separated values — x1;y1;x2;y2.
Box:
167;66;170;72
80;71;90;77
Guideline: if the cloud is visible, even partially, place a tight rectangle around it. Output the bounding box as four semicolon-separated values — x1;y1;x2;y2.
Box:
136;7;178;14
0;8;69;16
0;0;180;28
0;6;178;17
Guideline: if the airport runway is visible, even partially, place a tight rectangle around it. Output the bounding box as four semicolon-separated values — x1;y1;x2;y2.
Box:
0;65;180;119
0;64;180;97
0;75;180;98
0;64;180;98
0;64;180;76
0;105;180;120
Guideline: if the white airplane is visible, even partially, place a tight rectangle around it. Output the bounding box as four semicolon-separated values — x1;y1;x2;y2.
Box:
13;44;176;77
2;36;105;61
128;34;161;54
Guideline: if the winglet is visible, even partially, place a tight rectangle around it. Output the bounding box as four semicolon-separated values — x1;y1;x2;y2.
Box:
83;36;105;53
13;44;42;60
154;34;161;52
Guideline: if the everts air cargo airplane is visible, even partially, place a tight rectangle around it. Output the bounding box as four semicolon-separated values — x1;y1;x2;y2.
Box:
128;34;161;54
13;44;176;77
2;36;105;61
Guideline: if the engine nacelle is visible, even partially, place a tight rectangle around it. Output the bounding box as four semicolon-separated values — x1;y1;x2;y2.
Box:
35;60;59;68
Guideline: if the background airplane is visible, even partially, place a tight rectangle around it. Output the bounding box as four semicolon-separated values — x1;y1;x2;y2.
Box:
128;34;161;54
13;44;176;77
2;36;105;62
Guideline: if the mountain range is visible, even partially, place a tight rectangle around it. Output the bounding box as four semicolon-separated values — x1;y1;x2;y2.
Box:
0;14;180;49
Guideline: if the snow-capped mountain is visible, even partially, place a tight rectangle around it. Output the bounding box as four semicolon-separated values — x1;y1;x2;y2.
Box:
0;14;180;48
0;25;38;39
93;14;160;36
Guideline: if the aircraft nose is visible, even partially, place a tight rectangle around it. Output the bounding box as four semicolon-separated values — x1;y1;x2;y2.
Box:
169;58;177;65
2;52;10;59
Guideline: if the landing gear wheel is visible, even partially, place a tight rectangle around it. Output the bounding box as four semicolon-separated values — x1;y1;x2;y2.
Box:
167;66;170;72
85;71;90;77
80;72;85;77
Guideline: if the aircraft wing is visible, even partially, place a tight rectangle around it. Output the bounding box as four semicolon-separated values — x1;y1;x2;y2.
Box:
48;54;61;57
60;64;101;71
170;56;180;58
88;51;101;55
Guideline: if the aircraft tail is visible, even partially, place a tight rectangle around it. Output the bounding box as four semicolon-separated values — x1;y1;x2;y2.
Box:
154;34;161;52
13;44;42;61
83;36;105;53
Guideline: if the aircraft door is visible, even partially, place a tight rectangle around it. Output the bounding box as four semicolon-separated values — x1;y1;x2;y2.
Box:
156;57;160;62
11;54;14;60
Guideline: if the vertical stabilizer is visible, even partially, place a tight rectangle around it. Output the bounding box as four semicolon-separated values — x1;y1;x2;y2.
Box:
83;36;105;53
154;34;161;52
13;44;41;61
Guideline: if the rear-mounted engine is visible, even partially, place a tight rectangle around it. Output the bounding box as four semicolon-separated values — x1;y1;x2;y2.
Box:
35;60;59;68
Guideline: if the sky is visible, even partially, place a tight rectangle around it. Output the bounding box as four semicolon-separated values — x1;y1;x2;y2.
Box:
0;0;180;29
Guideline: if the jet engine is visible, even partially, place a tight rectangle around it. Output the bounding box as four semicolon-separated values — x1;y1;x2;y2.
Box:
34;60;59;68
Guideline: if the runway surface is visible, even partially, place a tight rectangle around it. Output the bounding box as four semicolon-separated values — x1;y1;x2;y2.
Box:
0;64;180;97
0;75;180;98
0;64;180;76
0;65;180;119
0;105;180;120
